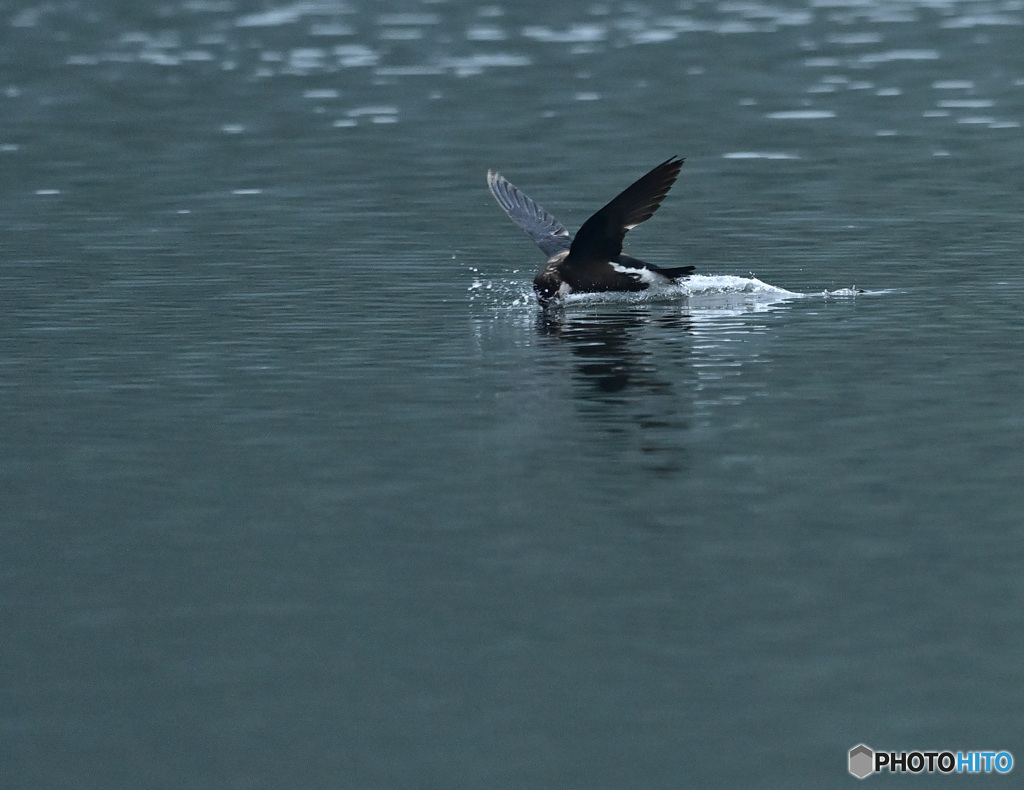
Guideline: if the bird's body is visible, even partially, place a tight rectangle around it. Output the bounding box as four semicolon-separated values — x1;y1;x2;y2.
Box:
487;157;694;304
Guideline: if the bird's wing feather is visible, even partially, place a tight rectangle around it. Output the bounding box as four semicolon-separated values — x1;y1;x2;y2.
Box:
568;157;684;264
488;170;572;257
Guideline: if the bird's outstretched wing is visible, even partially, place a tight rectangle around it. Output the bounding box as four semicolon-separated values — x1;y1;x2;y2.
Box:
487;170;572;258
568;156;684;265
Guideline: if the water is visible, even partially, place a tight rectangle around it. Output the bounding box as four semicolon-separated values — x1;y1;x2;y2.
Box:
3;1;1024;786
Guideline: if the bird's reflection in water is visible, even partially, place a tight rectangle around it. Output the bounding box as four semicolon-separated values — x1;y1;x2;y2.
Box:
537;305;694;476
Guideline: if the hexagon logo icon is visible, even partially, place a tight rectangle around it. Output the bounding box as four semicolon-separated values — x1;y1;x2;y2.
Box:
849;744;874;779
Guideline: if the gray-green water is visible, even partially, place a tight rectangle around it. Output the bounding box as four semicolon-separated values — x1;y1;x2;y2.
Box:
3;1;1024;787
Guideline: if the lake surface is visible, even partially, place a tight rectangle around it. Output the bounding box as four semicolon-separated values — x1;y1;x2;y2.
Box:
3;1;1024;786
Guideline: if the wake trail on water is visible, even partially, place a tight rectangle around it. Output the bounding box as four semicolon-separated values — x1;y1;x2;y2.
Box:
467;270;884;312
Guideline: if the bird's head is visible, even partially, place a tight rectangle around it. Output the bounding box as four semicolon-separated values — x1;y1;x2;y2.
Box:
533;268;563;306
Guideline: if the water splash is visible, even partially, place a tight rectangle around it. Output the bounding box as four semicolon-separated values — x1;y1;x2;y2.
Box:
470;270;890;314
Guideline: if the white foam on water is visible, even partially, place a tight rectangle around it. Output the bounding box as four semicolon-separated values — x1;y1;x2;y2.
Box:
932;80;975;90
334;44;377;59
767;109;836;119
139;51;181;67
858;49;940;64
309;23;354;37
441;54;531;76
804;57;842;67
632;29;678;44
521;24;607;43
676;275;801;299
466;26;507;41
303;88;339;99
941;15;1023;29
237;8;301;28
377;13;440;26
828;32;883;45
345;105;398;117
938;99;994;108
373;66;444;76
723;151;800;160
378;29;424;41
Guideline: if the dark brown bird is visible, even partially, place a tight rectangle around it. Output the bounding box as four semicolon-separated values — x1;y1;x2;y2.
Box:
487;157;694;304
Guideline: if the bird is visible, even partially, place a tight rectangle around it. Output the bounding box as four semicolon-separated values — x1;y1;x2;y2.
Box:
487;156;694;304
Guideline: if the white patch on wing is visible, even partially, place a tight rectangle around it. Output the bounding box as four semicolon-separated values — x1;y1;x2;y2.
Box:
610;262;663;285
557;281;573;297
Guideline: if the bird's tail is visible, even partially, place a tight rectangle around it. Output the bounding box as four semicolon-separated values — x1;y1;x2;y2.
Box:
616;255;694;281
653;265;695;281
